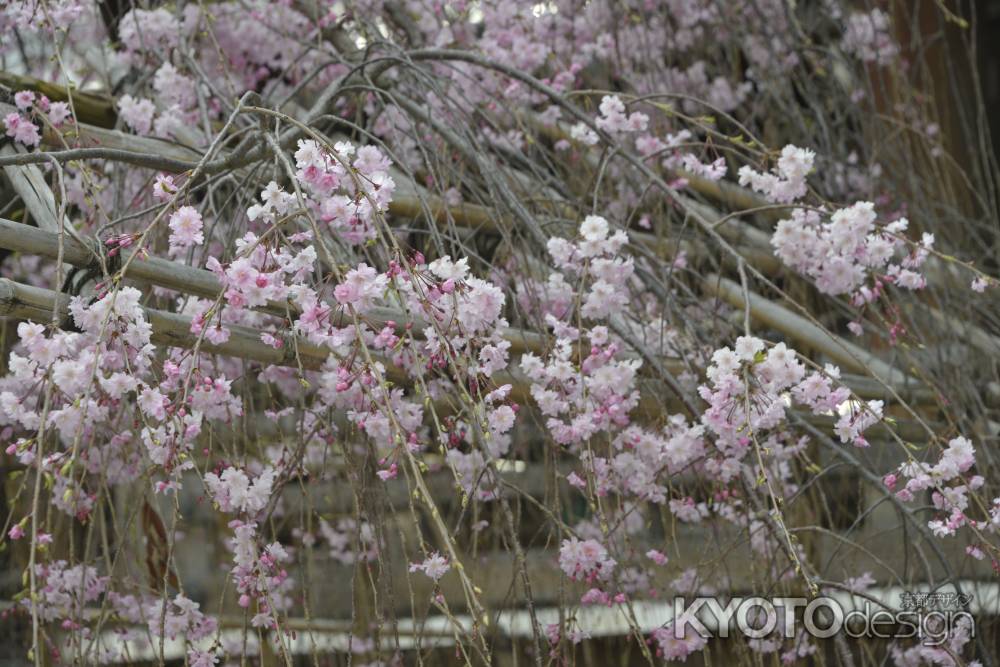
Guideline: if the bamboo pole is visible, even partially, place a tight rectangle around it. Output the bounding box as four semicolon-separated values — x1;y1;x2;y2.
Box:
0;276;330;370
0;216;227;300
704;273;917;390
0;218;932;403
0;276;936;439
0;217;550;354
0;71;117;128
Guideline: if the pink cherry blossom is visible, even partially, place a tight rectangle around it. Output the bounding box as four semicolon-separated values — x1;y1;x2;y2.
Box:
409;552;450;581
559;537;616;582
168;206;205;251
334;263;387;313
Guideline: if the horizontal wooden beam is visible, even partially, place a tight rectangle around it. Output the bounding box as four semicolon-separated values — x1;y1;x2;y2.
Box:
705;273;919;391
0;71;117;128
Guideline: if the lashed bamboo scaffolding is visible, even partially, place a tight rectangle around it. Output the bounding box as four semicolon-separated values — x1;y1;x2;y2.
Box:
0;74;966;458
0;217;936;405
0;274;937;442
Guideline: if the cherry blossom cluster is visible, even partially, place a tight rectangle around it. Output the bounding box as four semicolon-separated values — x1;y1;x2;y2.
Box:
772;201;932;298
207;222;316;318
841;9;899;65
3;562;205;663
2;0;86;30
522;330;640;446
291;139;396;245
649;623;708;662
570;95;648;146
116;62;198;140
25;560;107;624
136;594;217;644
0;288;158;514
304;252;512;448
519;218;644;447
633;127;732;190
595;95;649;135
558;537;617;583
225;521;293;629
309;518;378;565
738;145;815;204
887;436;984;540
4;89;71;147
701;336;883;448
167;206;204;256
742;143;934;304
204;465;276;517
103;592;218;664
105;3;331;139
